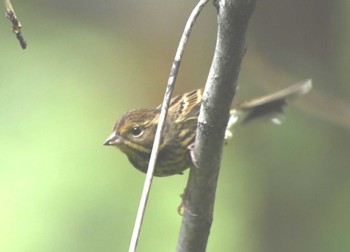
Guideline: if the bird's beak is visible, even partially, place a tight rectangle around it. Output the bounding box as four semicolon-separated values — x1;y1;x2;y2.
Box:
103;131;122;146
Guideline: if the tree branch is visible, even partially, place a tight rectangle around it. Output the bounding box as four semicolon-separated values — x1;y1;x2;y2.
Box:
3;0;27;49
177;1;257;251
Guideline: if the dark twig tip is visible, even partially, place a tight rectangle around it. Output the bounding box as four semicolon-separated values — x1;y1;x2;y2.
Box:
4;6;27;49
16;32;27;49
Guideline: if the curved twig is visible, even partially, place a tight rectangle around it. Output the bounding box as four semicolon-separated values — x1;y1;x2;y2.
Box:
129;1;210;251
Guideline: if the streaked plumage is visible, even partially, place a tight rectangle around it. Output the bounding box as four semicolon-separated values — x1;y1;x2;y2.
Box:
104;79;312;176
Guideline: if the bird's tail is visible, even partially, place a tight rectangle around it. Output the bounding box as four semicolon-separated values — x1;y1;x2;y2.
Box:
225;79;312;140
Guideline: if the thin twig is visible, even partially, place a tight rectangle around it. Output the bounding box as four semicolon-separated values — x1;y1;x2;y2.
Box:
4;0;27;49
128;0;210;251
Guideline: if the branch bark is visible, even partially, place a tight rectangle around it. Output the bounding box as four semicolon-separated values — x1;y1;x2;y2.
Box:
3;0;27;49
177;1;257;251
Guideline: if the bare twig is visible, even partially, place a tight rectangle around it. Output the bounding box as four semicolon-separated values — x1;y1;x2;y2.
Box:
4;0;27;49
177;0;257;251
128;1;210;251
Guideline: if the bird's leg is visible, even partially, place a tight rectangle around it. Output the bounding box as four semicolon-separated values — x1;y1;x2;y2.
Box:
187;142;199;168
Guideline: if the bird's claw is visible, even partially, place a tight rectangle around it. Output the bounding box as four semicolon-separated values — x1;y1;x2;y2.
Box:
177;189;197;216
187;143;199;168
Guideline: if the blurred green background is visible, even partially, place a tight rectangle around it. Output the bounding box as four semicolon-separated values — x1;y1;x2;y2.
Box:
0;1;349;251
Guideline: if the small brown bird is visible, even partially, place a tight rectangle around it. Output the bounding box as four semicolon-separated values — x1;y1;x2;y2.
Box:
104;80;312;177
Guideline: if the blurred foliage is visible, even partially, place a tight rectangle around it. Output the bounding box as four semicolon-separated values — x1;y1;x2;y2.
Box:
0;0;349;251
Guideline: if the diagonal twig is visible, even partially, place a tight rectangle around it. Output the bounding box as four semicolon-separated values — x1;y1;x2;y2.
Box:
4;0;27;49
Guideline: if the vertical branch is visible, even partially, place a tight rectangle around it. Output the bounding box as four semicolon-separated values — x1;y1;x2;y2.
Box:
177;0;257;251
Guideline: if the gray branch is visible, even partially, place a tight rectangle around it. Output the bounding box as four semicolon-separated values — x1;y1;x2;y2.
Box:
177;0;257;251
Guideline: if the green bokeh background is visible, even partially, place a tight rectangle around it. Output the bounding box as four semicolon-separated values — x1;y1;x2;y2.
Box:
1;1;349;251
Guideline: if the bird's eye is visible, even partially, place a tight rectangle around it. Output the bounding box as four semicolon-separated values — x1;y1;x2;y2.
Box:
131;125;143;137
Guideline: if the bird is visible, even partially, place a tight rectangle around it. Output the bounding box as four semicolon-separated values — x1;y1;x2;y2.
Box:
104;79;312;177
